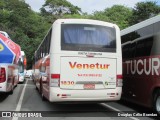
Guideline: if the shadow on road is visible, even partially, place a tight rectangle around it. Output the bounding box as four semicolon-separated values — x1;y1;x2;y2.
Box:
0;93;9;102
31;103;117;117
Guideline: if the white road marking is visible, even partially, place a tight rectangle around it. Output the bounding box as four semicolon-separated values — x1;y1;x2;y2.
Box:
12;79;28;120
100;103;140;120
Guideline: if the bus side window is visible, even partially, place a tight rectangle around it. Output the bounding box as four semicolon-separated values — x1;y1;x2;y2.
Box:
145;37;153;56
122;43;131;59
135;40;145;57
135;37;153;57
152;21;160;55
129;42;136;58
134;25;154;58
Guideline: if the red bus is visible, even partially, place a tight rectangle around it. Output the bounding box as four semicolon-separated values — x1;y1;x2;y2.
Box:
121;15;160;115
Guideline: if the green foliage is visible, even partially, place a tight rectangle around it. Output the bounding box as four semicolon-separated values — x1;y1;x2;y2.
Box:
0;0;5;9
104;5;133;29
0;0;160;69
90;10;110;21
41;0;81;16
0;0;50;69
130;1;160;25
91;5;132;29
62;13;90;19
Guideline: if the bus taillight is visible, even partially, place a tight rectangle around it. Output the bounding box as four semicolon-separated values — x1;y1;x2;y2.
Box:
116;75;123;87
50;74;60;87
0;68;6;83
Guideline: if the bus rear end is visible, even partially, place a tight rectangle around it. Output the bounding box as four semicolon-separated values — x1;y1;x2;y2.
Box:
0;64;15;93
49;19;122;102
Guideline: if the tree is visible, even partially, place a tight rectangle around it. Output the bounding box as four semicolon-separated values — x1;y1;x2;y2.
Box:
62;13;90;19
0;0;5;9
0;0;50;69
40;0;81;16
91;5;133;29
90;10;110;22
130;1;160;25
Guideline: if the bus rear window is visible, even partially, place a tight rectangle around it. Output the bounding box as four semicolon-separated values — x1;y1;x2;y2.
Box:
61;24;116;52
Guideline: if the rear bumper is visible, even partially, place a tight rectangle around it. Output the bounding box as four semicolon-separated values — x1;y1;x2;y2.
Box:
49;87;122;102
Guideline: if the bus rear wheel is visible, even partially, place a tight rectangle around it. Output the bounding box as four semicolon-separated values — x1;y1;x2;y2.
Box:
9;83;14;95
153;90;160;115
41;90;46;101
40;80;46;101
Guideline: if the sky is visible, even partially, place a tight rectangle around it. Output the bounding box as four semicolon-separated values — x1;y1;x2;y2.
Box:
25;0;160;14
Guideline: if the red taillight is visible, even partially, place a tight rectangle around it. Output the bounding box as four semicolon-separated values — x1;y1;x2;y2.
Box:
50;74;60;87
51;74;60;79
116;74;123;87
0;68;6;83
117;75;123;79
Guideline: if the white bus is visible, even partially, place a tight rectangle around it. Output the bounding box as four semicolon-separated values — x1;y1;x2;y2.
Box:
18;51;27;83
0;32;21;94
33;19;122;102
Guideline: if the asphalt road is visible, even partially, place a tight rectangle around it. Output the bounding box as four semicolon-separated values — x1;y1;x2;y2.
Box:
0;78;159;120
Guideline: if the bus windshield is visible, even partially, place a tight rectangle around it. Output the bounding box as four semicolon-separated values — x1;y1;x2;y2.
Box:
61;24;116;52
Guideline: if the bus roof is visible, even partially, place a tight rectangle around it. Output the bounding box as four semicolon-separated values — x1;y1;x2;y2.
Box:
53;19;118;28
0;33;21;64
0;31;10;39
121;15;160;36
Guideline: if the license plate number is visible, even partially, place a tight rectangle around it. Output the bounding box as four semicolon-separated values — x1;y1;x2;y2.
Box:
83;84;95;89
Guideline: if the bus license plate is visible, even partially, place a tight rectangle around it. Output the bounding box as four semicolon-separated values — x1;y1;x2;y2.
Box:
83;84;95;89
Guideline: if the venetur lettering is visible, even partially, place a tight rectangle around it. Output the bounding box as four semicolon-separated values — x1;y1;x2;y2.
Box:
69;62;110;69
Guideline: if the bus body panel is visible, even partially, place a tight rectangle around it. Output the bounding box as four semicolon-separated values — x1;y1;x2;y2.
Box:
122;56;160;107
60;57;117;90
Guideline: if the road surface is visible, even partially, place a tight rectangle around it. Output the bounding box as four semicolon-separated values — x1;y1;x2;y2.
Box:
0;78;159;120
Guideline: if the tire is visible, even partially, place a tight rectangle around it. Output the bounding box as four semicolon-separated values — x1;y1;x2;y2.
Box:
35;81;39;90
41;90;46;101
40;80;46;101
13;77;17;87
40;79;42;93
9;84;14;95
35;85;38;90
153;90;160;115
